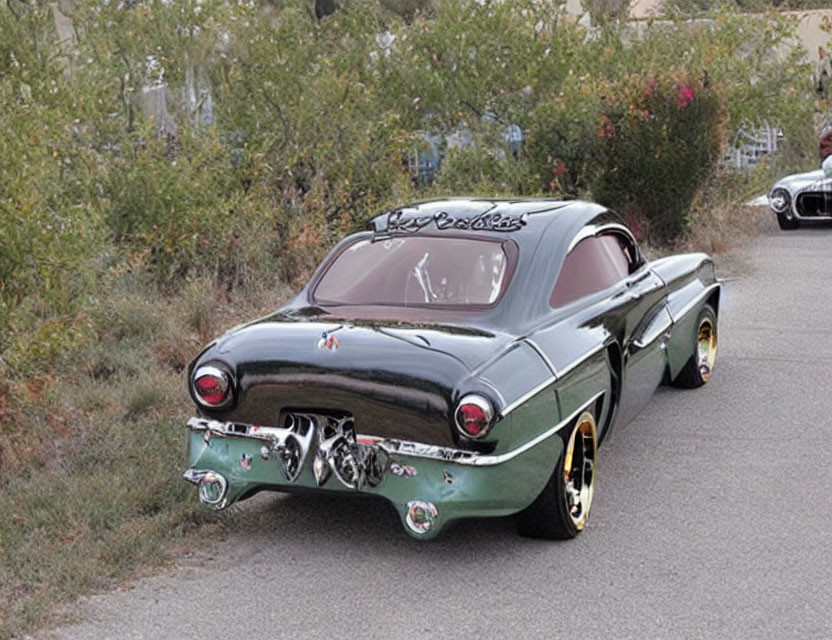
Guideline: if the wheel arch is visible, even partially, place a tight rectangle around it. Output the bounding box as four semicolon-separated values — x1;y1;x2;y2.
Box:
598;341;622;443
706;286;721;318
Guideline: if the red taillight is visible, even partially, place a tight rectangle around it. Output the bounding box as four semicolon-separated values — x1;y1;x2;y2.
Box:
455;395;494;439
193;366;231;407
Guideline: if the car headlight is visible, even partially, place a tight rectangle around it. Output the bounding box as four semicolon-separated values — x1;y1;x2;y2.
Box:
769;188;791;214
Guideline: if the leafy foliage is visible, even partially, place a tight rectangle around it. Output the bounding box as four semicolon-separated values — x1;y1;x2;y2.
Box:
665;0;832;14
0;2;821;635
593;73;725;241
0;1;815;351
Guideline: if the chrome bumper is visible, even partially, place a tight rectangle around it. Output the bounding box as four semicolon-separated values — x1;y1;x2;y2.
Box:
185;391;601;480
185;414;483;496
184;393;601;538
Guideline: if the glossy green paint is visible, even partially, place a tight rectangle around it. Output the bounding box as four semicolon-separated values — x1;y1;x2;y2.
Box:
552;350;611;436
187;419;566;540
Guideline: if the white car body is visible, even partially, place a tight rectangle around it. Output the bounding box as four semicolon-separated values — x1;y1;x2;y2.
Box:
769;168;832;228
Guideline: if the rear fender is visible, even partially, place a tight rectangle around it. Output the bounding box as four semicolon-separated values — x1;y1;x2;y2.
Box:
468;341;558;455
552;348;612;443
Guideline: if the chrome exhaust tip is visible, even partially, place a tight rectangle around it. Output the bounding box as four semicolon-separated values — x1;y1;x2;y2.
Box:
183;469;229;509
405;500;438;535
198;471;228;508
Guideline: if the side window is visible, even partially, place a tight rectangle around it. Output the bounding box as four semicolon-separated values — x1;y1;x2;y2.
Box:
599;234;636;275
550;234;635;307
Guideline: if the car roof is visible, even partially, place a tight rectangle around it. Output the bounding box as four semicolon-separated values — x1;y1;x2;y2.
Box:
293;198;630;332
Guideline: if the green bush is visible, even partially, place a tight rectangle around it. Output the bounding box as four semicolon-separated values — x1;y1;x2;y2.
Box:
103;126;267;284
526;87;601;197
592;72;725;242
0;12;103;373
0;0;817;370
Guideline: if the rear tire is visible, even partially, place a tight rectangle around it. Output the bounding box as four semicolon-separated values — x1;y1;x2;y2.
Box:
671;304;717;389
776;208;799;230
517;411;597;540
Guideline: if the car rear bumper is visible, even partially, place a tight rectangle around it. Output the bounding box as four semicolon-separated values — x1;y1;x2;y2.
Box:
183;398;598;539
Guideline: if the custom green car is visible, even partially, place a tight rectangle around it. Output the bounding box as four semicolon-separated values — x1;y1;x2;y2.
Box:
184;199;720;540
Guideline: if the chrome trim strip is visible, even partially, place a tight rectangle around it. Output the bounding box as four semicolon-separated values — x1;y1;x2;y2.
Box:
473;391;604;466
499;374;557;417
500;341;606;417
185;391;604;470
566;222;636;253
379;391;605;467
479;378;506;408
793;212;832;220
557;342;608;379
523;338;559;376
633;306;673;350
187;416;278;440
669;282;720;324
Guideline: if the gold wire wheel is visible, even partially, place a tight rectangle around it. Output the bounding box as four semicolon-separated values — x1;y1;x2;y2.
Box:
697;318;718;383
561;412;597;531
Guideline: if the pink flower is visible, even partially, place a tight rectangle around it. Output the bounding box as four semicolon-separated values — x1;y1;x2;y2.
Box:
643;78;657;99
599;116;615;139
677;86;695;110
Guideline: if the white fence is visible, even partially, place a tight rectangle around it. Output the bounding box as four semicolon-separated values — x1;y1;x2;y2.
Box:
722;123;782;172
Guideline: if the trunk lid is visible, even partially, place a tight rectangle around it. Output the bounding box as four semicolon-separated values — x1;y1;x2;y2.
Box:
196;316;512;448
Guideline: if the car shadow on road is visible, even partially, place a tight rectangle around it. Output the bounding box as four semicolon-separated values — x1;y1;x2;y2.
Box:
785;219;832;232
225;489;555;561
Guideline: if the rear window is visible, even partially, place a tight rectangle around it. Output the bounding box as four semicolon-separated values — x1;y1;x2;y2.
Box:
313;236;514;308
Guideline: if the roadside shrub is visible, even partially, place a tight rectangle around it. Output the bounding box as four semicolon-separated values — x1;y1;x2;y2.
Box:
592;72;725;242
526;86;601;197
103;126;270;284
679;170;772;255
430;135;537;195
0;12;103;373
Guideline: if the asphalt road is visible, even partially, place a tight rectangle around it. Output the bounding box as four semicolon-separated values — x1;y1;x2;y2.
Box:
47;223;832;640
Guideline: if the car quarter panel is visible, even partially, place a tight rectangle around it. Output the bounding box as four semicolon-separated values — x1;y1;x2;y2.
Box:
469;340;558;455
528;315;613;437
552;348;612;438
475;342;554;414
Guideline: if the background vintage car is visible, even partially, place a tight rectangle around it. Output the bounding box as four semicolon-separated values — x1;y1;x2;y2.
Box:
768;168;832;229
184;199;720;540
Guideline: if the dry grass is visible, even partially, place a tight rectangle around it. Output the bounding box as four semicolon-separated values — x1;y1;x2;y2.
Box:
660;169;774;262
0;275;293;640
678;203;771;256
